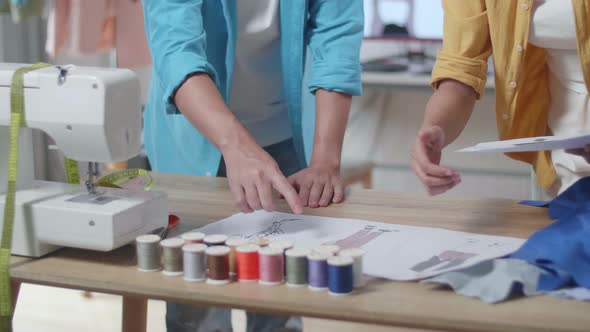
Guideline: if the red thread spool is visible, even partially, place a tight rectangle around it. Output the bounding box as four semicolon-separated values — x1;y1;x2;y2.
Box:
259;247;284;286
236;244;260;282
226;237;249;276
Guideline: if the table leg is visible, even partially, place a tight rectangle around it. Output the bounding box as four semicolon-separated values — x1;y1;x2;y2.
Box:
122;295;148;332
361;172;373;189
11;280;21;314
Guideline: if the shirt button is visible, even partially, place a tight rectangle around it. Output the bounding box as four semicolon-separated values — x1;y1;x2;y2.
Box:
509;81;517;88
502;113;510;121
205;171;212;177
516;44;523;53
521;2;529;10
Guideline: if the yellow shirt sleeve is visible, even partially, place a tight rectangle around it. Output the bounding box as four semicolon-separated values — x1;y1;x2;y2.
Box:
431;0;492;98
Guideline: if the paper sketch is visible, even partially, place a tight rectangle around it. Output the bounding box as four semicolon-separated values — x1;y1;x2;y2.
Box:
457;133;590;153
194;211;525;281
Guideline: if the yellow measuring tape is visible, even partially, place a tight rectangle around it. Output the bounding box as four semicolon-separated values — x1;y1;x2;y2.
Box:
1;64;152;331
96;168;153;190
1;63;51;332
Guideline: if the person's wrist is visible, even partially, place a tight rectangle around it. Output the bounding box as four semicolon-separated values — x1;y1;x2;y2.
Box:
310;153;341;171
217;121;255;155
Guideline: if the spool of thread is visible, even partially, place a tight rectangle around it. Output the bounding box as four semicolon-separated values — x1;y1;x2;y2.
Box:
285;248;310;287
181;231;206;244
269;239;294;275
225;237;249;276
160;238;184;276
236;244;260;282
204;234;229;246
313;244;340;256
249;236;270;247
339;248;365;288
182;243;207;282
258;247;284;286
327;256;354;296
268;239;294;251
136;234;161;272
205;246;231;285
307;252;331;291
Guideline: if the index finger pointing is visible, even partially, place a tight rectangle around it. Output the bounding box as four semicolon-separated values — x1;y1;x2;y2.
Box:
271;174;303;214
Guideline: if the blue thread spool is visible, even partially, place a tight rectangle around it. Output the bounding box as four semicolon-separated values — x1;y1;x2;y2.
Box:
307;252;331;291
327;256;354;296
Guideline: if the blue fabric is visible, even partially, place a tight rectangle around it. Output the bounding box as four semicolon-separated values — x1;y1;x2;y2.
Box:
141;0;363;175
514;177;590;291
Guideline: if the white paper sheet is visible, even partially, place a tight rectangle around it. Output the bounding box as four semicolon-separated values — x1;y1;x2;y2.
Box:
192;211;525;281
456;133;590;153
546;287;590;302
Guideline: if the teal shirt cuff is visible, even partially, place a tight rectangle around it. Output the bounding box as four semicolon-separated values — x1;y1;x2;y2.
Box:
161;53;218;115
307;59;362;96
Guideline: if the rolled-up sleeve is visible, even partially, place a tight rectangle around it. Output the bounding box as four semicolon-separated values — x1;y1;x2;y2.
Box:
306;0;364;96
431;0;492;98
143;0;218;114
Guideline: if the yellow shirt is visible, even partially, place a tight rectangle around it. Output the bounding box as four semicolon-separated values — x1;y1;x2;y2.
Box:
431;0;590;190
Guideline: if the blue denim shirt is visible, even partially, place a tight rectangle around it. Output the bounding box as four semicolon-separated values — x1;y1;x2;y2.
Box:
142;0;363;175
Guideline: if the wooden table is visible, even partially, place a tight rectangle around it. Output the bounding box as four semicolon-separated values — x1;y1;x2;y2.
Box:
10;174;590;332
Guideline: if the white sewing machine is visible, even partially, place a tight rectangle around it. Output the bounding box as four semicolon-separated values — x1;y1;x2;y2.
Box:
0;63;168;257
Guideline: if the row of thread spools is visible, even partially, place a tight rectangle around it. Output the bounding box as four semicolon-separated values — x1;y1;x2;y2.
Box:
136;232;365;296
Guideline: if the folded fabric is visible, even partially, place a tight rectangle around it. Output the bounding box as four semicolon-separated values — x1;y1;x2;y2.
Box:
515;177;590;291
423;258;547;304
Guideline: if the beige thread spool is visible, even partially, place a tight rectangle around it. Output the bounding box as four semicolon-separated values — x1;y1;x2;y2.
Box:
225;237;249;276
249;236;270;247
160;238;184;276
136;234;161;272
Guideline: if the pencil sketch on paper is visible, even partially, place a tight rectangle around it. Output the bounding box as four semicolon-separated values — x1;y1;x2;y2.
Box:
193;210;526;281
325;225;397;249
243;218;301;239
410;250;477;272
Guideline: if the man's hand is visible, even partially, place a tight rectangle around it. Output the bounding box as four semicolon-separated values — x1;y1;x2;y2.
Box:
222;141;303;214
411;126;461;195
174;74;303;214
288;163;344;208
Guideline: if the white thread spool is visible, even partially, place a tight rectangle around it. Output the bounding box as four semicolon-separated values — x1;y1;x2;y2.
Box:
160;238;184;276
339;248;365;288
181;232;206;244
204;234;229;246
183;243;207;282
313;244;340;256
136;234;161;272
268;239;294;251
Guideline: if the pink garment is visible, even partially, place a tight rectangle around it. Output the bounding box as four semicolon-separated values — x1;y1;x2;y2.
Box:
114;0;151;68
49;0;151;69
